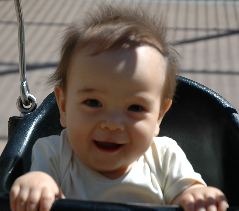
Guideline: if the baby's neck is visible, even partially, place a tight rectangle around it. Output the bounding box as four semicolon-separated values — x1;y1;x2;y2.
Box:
99;162;135;179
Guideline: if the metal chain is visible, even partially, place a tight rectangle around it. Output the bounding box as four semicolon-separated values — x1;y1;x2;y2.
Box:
14;0;37;114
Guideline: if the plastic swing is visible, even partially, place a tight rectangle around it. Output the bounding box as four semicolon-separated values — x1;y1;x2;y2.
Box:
0;0;239;210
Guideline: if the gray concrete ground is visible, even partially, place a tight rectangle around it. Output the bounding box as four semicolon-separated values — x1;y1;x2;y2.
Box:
0;0;239;154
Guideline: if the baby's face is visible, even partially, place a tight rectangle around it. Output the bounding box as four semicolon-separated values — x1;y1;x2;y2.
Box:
55;45;171;179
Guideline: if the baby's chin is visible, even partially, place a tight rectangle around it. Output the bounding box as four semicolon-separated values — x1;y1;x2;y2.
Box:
97;165;131;179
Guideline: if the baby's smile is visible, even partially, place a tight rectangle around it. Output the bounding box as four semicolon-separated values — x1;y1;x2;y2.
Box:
94;140;125;152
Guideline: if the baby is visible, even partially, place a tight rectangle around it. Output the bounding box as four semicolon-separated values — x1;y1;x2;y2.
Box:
10;5;228;211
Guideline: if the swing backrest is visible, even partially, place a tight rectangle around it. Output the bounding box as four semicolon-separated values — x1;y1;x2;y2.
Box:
0;76;238;206
160;77;239;206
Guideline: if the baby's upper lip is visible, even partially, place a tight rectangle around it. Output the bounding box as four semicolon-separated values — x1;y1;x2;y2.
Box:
93;129;127;144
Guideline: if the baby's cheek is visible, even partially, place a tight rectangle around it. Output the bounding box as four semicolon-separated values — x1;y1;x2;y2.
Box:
68;114;94;133
130;123;154;147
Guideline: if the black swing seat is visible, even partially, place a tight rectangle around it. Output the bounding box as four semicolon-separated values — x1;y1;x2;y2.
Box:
0;76;239;210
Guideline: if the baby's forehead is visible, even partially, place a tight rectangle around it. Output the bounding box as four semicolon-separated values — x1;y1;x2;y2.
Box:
69;45;167;85
72;44;167;65
69;45;167;89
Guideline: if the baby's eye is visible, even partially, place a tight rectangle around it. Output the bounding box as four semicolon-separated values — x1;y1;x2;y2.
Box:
128;104;145;112
82;99;102;108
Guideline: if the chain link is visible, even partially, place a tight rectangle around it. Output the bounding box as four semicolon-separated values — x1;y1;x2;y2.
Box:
14;0;37;114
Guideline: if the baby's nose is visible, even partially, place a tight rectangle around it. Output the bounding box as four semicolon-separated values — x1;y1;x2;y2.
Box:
100;120;124;131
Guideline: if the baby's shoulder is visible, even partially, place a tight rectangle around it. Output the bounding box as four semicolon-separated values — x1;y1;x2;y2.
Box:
152;136;178;148
35;133;60;148
146;136;183;159
33;129;68;153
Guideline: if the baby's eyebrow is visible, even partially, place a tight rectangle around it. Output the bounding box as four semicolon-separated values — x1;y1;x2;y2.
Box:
77;88;104;94
131;95;154;105
78;88;95;93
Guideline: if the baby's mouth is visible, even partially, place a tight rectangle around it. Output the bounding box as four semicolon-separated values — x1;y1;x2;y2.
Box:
94;140;124;152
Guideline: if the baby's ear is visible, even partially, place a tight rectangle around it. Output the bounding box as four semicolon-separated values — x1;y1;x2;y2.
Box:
154;98;172;136
159;98;172;120
54;86;67;128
